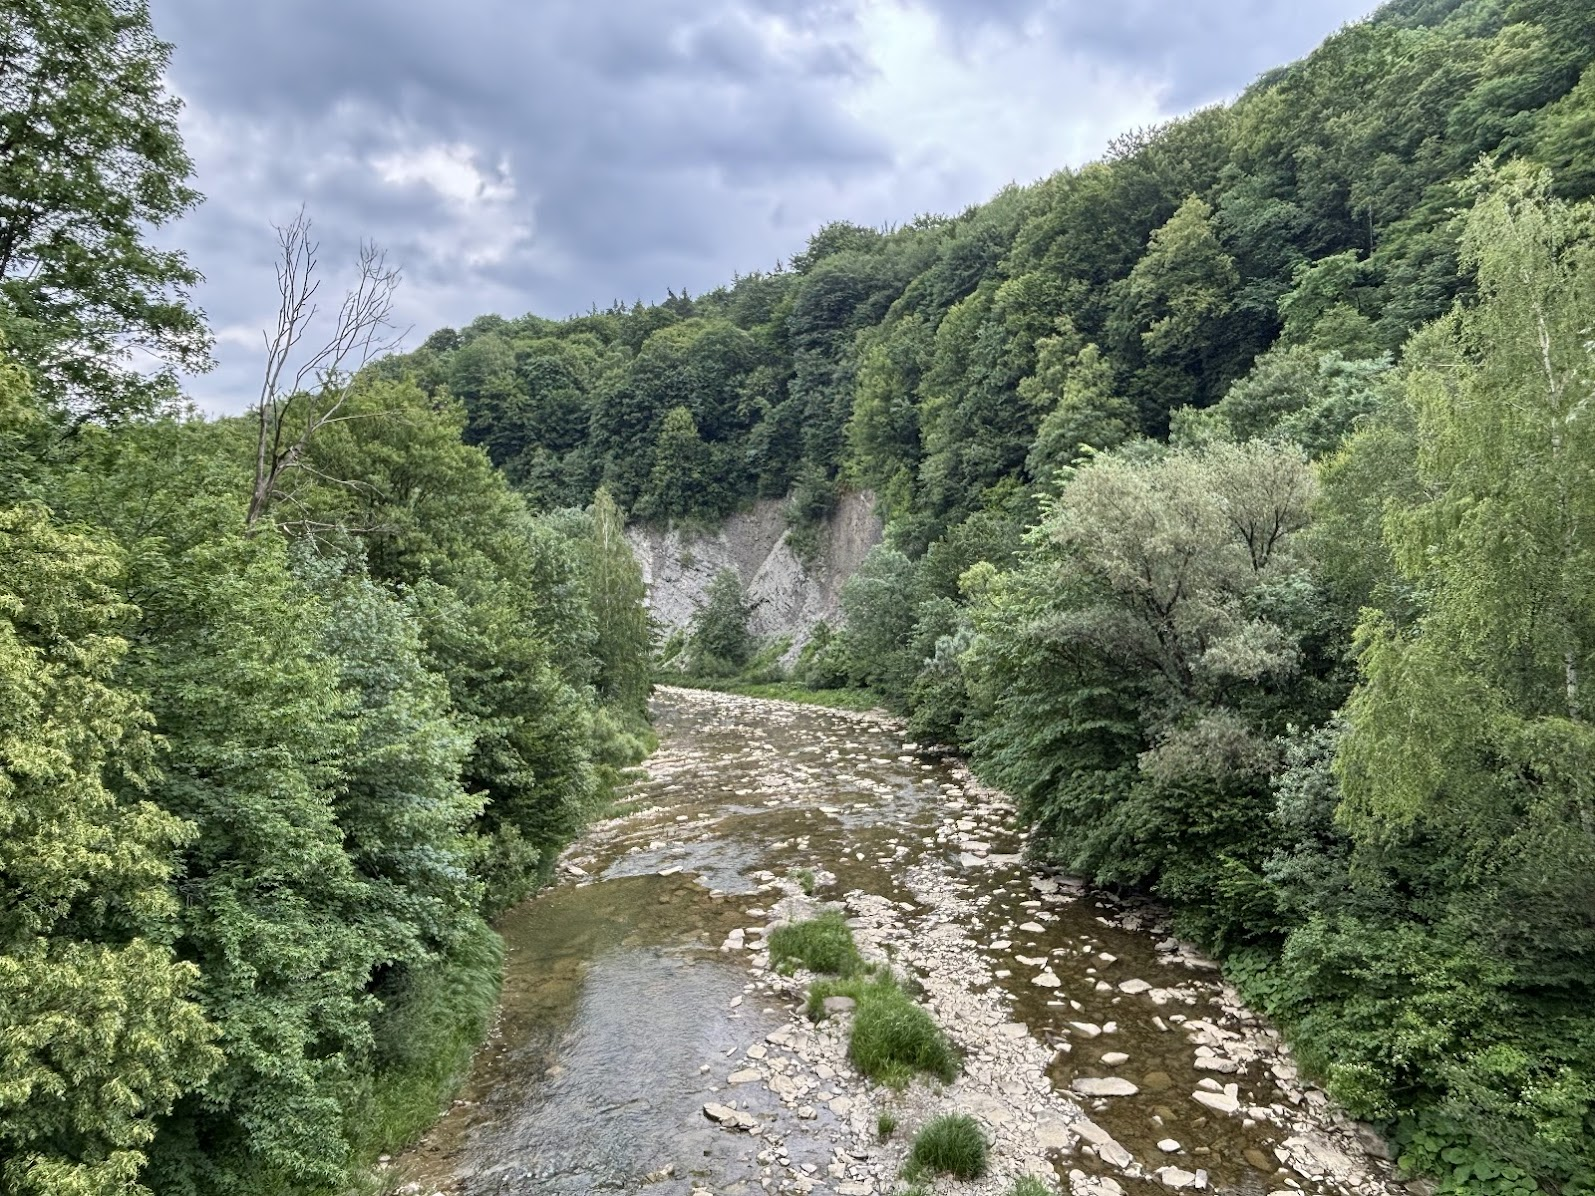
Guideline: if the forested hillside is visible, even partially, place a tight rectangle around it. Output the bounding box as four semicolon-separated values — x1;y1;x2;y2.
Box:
0;5;652;1195
410;0;1595;1193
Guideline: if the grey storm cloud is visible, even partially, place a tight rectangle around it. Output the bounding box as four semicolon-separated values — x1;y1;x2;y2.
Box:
145;0;1373;411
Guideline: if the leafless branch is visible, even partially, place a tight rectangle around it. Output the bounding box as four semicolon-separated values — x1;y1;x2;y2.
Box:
247;207;408;532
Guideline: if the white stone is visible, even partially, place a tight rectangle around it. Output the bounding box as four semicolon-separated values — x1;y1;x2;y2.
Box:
1097;1140;1134;1169
1068;1171;1125;1196
1119;979;1153;994
1192;1090;1241;1115
1101;1051;1129;1066
1072;1077;1139;1097
1158;1139;1182;1152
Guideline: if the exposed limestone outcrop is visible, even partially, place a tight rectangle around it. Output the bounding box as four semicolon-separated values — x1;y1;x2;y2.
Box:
627;492;882;654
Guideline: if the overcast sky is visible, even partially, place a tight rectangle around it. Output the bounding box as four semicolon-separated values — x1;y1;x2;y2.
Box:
146;0;1376;412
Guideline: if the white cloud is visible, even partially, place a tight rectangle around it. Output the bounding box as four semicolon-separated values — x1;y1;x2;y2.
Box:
833;0;1168;216
371;141;531;268
371;142;515;208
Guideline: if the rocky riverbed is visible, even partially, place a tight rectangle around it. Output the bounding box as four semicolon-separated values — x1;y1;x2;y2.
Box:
390;687;1404;1196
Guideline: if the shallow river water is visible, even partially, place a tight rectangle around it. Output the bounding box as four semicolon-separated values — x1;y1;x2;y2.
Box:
392;688;1402;1196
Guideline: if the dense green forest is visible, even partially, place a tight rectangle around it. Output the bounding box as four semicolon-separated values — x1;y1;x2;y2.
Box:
408;0;1595;1193
0;4;652;1195
6;0;1595;1194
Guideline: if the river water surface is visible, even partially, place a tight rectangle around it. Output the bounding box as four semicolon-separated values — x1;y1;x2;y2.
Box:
393;688;1399;1196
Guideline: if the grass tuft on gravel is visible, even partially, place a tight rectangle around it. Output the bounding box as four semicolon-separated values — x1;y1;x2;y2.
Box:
1007;1176;1058;1196
906;1113;989;1180
808;972;959;1087
768;911;863;976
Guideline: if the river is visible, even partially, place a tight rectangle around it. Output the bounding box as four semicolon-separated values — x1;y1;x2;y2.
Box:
390;687;1402;1196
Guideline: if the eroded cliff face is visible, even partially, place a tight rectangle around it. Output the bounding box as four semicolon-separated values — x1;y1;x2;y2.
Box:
626;492;882;653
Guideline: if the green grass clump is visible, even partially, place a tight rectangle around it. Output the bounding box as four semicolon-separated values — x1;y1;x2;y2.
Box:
808;972;959;1087
768;910;863;976
877;1111;899;1140
851;982;958;1086
906;1114;989;1180
790;867;817;896
1007;1176;1057;1196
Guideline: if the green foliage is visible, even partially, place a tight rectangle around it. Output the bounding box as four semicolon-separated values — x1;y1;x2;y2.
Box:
0;501;218;1196
347;919;503;1169
1007;1177;1057;1196
876;1111;898;1140
905;1114;989;1180
1321;167;1595;1190
578;488;654;714
637;405;711;523
837;545;922;705
0;0;209;417
768;912;863;977
688;568;756;675
0;354;652;1196
963;439;1329;947
794;621;851;690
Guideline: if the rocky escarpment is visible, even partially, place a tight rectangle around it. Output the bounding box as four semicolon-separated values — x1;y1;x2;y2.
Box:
626;492;882;652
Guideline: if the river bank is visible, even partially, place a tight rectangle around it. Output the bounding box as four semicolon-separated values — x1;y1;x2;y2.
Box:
389;687;1404;1196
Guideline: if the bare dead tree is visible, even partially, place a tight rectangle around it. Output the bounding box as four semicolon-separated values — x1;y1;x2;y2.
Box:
246;207;407;532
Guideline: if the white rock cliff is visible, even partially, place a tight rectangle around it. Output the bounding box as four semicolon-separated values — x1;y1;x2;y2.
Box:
627;492;882;654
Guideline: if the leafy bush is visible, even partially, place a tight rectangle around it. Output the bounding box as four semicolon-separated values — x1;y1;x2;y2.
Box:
688;568;756;673
795;621;852;689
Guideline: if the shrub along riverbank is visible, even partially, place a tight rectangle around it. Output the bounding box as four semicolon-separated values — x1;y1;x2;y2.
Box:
1;361;656;1196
